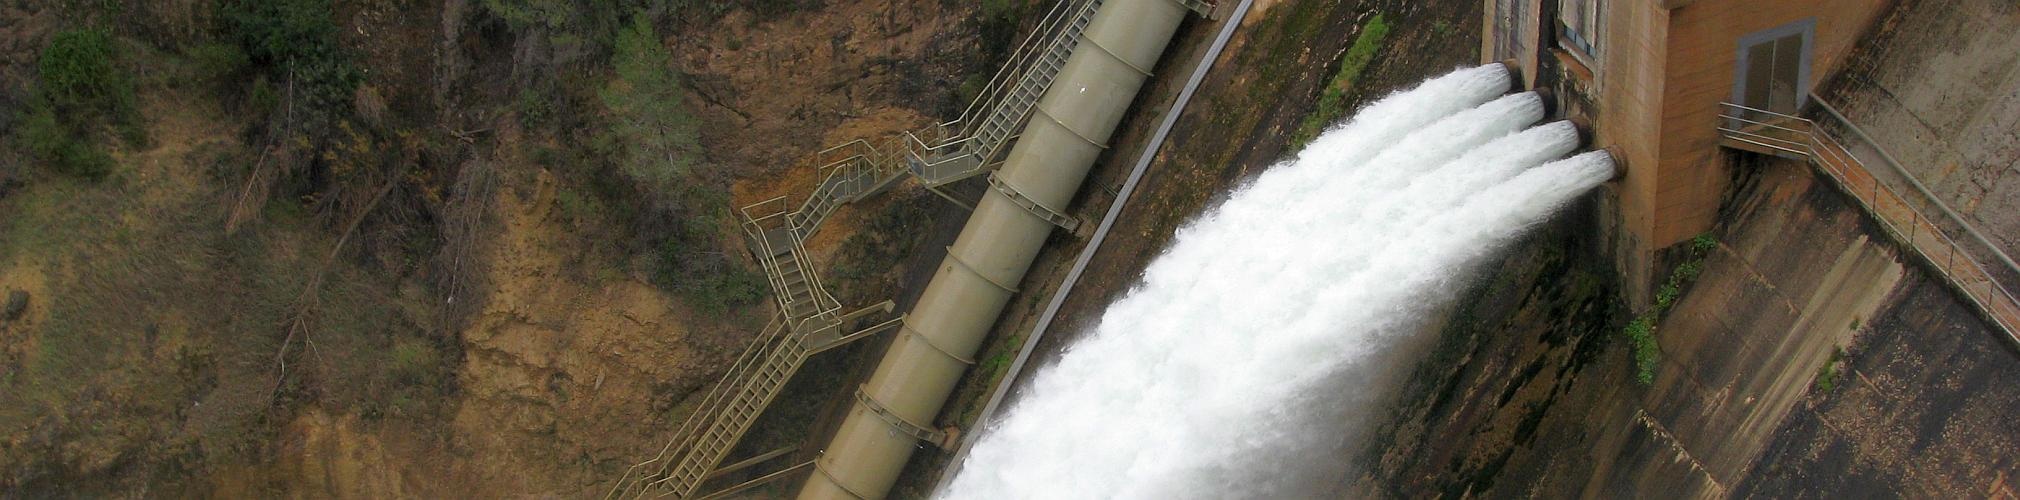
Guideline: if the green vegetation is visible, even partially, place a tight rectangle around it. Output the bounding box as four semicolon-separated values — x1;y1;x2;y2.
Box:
20;28;143;179
1292;13;1390;148
954;0;1036;108
0;0;825;492
1814;347;1846;392
950;332;1021;428
978;0;1035;56
219;0;358;125
0;158;449;486
1623;233;1719;385
600;17;701;187
596;15;761;315
480;0;632;52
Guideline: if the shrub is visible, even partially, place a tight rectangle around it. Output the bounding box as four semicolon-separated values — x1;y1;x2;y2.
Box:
389;339;440;386
22;28;142;179
679;263;766;315
1690;233;1717;255
1813;347;1845;392
598;15;699;187
40;30;131;107
587;14;761;317
1621;232;1719;385
219;0;359;133
187;41;250;88
1624;316;1658;385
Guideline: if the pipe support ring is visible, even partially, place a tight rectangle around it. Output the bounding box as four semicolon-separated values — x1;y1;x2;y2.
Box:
988;173;1081;232
856;388;948;445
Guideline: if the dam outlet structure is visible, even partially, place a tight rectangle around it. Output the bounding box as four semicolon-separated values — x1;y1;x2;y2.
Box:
941;66;1616;498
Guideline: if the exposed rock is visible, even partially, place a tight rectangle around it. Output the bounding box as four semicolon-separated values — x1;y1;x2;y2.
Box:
3;290;25;321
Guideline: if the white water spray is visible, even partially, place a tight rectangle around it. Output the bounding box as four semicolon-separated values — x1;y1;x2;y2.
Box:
942;65;1615;499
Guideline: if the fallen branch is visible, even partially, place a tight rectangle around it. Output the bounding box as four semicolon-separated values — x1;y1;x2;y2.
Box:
267;178;400;405
227;78;298;234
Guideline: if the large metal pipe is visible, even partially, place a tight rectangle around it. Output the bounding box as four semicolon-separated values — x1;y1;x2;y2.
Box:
798;1;1192;498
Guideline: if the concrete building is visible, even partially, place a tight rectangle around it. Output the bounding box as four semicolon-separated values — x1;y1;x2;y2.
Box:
1484;0;1890;300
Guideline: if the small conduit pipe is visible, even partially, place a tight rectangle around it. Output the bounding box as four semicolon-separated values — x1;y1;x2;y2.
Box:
796;0;1193;498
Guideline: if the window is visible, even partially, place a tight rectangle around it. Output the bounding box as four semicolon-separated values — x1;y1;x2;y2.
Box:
1734;19;1815;113
1559;0;1601;63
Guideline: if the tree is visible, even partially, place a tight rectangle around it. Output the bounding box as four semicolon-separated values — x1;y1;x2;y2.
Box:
594;15;760;315
597;15;700;190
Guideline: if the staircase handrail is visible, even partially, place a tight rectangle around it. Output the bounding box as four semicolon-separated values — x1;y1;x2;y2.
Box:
649;318;816;496
930;0;1089;148
905;0;1094;165
738;197;805;320
794;138;891;236
938;0;1097;169
786;227;844;331
606;315;790;499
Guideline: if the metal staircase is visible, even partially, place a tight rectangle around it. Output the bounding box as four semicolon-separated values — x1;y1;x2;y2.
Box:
609;1;1221;497
607;304;900;500
905;0;1104;187
901;0;1215;186
606;200;901;500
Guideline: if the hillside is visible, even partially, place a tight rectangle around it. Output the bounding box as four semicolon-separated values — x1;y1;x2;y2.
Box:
0;0;1006;494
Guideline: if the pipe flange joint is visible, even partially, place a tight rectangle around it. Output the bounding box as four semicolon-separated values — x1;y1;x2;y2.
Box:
899;322;977;365
811;458;874;500
943;248;1020;294
1081;33;1155;77
1032;105;1112;150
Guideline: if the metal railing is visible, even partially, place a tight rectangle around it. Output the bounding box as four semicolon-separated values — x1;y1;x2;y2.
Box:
900;0;1105;185
738;198;843;330
606;316;791;499
903;0;1091;155
792;138;906;234
649;325;805;497
1717;100;2020;345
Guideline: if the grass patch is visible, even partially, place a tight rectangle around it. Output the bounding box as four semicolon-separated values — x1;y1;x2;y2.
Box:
1290;13;1390;148
1813;347;1846;392
0;129;449;487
